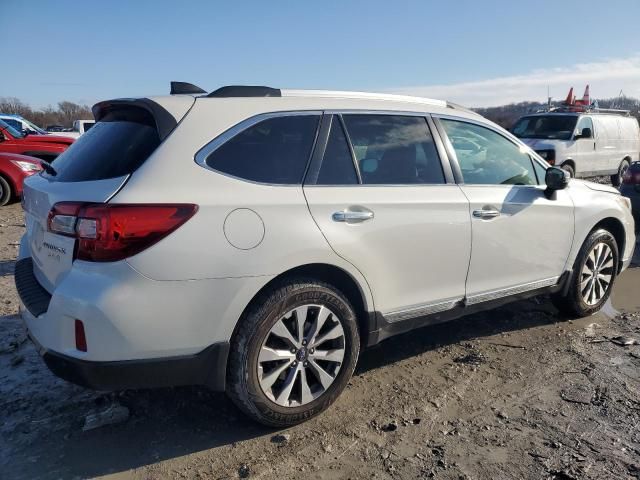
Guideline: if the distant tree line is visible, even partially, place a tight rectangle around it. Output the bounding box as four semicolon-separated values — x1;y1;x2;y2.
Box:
476;96;640;129
2;94;638;132
0;97;93;129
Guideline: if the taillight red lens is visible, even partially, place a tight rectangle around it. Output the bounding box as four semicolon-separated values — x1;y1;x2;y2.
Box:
75;319;87;352
47;203;198;262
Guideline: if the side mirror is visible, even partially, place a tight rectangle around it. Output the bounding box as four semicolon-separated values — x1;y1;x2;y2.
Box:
576;127;592;139
545;166;570;198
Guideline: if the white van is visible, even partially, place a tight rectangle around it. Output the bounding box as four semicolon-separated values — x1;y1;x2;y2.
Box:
512;112;640;185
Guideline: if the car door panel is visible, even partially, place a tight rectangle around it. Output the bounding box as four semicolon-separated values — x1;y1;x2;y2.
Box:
304;185;471;316
304;113;471;319
437;116;575;301
461;184;574;299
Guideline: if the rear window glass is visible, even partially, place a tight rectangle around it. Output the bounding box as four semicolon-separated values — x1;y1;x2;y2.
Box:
342;115;444;185
205;115;320;184
50;108;160;182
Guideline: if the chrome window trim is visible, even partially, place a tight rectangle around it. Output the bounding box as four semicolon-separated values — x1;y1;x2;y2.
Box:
194;110;323;186
194;108;480;187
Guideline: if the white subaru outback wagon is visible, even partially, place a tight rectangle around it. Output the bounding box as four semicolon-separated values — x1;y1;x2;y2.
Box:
15;83;635;426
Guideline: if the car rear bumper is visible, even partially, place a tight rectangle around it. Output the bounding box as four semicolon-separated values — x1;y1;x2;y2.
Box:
15;257;231;391
14;251;270;391
28;331;229;391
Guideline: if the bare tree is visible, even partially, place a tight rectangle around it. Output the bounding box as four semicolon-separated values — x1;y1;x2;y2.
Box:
0;97;93;128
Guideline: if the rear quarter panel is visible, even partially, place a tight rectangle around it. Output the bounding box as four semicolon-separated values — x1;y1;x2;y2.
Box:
111;103;375;312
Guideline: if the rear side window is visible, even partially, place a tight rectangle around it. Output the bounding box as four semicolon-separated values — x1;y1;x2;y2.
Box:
52;107;160;182
341;115;444;185
205;115;320;184
317;117;358;185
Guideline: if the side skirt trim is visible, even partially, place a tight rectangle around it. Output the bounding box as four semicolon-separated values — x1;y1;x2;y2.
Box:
465;277;560;306
384;297;463;323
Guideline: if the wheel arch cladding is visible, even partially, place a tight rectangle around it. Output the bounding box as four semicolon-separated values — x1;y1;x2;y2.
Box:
231;263;372;348
591;217;625;268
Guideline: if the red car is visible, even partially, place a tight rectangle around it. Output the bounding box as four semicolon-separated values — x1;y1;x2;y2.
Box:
0;152;43;206
0;118;74;162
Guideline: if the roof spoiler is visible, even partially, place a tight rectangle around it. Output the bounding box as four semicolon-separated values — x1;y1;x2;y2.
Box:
92;99;180;141
170;81;207;95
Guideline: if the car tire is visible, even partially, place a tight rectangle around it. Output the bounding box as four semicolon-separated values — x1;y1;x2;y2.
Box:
552;229;619;317
226;278;360;427
611;159;630;187
561;163;575;178
0;176;12;206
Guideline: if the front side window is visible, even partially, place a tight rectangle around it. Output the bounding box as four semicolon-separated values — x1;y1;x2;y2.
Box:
0;119;25;138
441;119;538;186
575;116;593;137
341;115;444;185
3;118;22;131
532;158;547;185
205;115;320;184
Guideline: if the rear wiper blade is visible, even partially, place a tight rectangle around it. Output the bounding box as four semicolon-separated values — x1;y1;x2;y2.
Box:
41;162;57;176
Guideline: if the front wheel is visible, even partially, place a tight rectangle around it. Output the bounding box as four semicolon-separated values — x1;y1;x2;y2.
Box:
561;163;575;178
552;229;619;317
611;159;630;187
0;176;12;206
226;278;360;427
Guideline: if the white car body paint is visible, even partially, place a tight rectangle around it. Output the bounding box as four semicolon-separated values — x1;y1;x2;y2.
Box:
17;89;635;373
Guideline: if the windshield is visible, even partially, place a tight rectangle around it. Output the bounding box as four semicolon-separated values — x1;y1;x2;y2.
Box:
22;118;47;135
512;115;578;140
0;118;25;138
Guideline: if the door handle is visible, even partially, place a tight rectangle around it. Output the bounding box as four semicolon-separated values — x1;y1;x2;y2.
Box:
472;208;500;219
332;209;374;223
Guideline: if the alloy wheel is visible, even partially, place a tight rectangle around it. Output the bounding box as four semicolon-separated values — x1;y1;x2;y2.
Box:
580;242;614;306
257;304;346;407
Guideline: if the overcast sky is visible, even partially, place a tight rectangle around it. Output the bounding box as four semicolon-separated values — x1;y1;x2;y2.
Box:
1;0;639;108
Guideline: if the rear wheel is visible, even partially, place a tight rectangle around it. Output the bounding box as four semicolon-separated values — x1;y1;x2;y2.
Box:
226;278;360;427
0;176;11;206
611;159;630;187
552;229;619;317
561;163;575;178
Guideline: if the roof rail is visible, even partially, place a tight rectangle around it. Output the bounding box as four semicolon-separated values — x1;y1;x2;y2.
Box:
170;81;206;95
208;86;281;98
547;106;630;116
281;90;448;107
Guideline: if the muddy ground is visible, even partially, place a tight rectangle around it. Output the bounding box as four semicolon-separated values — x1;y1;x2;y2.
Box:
1;200;640;480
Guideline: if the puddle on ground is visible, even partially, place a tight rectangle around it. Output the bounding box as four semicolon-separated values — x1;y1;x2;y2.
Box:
612;267;640;313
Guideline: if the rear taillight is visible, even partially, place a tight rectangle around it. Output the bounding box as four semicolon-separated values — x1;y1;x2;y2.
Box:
47;203;198;262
